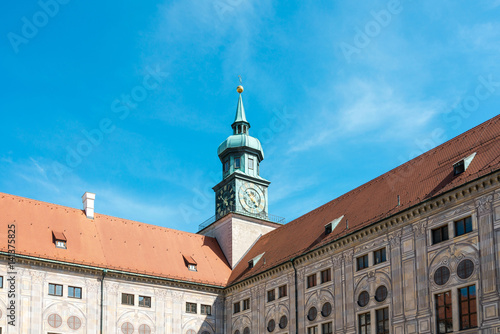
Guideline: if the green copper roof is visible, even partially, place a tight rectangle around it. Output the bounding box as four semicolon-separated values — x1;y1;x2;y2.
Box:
217;134;264;160
232;94;249;125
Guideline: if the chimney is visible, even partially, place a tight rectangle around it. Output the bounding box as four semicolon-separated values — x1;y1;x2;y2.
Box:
82;192;96;219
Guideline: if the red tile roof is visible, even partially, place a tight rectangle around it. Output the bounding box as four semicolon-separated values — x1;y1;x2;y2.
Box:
0;195;231;287
228;115;500;285
0;115;499;288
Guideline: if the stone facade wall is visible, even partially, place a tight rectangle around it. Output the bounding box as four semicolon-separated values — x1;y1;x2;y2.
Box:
226;181;500;334
1;176;499;333
0;266;223;333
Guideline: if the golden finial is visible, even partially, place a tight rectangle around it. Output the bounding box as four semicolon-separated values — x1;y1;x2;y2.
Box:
237;75;243;93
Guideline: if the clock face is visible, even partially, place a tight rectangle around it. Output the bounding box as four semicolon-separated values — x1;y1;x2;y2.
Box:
216;183;235;216
238;182;265;214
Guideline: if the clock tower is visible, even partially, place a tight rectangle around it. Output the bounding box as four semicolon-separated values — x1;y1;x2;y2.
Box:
198;85;282;269
213;85;270;220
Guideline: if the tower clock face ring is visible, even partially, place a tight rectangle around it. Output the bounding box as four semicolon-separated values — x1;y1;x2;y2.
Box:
239;183;265;214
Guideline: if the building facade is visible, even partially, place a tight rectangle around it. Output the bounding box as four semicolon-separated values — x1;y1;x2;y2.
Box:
1;88;500;334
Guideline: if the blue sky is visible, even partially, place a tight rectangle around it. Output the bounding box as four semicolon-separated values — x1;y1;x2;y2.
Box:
1;1;499;233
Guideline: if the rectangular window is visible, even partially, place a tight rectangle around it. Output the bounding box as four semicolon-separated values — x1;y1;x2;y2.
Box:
0;276;3;288
235;157;241;169
374;248;387;265
358;312;371;334
68;286;82;299
432;225;449;244
321;269;332;283
139;296;151;308
322;322;333;334
267;289;275;302
376;308;389;334
249;158;254;170
224;161;229;172
455;216;473;237
186;302;197;314
242;298;250;310
233;301;240;314
307;326;318;334
201;304;212;315
435;291;453;333
49;283;63;296
122;293;134;306
459;285;477;330
357;254;369;271
278;285;287;298
55;240;67;249
307;274;317;288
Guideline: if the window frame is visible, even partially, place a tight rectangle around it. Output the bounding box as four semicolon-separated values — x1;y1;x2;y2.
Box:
307;325;318;334
68;286;82;299
321;322;333;334
235;157;241;169
267;289;275;302
49;283;63;297
55;240;67;249
357;254;369;271
307;274;317;289
201;304;212;315
373;248;387;265
358;312;371;334
278;285;287;298
454;216;473;237
242;298;250;311
375;307;389;334
138;295;152;308
233;301;241;314
435;291;453;333
321;269;332;284
121;293;134;306
186;302;197;314
458;285;477;330
432;225;449;245
248;158;254;170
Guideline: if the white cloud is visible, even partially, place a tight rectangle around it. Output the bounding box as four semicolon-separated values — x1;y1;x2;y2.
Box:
289;79;443;153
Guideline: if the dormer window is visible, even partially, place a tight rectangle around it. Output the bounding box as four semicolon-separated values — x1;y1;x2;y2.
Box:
325;223;332;235
325;216;344;236
453;152;476;176
453;160;465;175
52;231;67;249
248;260;254;268
183;255;197;271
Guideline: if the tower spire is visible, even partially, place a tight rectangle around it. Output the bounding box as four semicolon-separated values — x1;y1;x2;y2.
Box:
232;85;250;135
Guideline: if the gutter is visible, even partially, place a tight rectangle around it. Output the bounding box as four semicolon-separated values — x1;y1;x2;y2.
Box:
291;257;299;334
0;252;225;289
100;269;107;334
